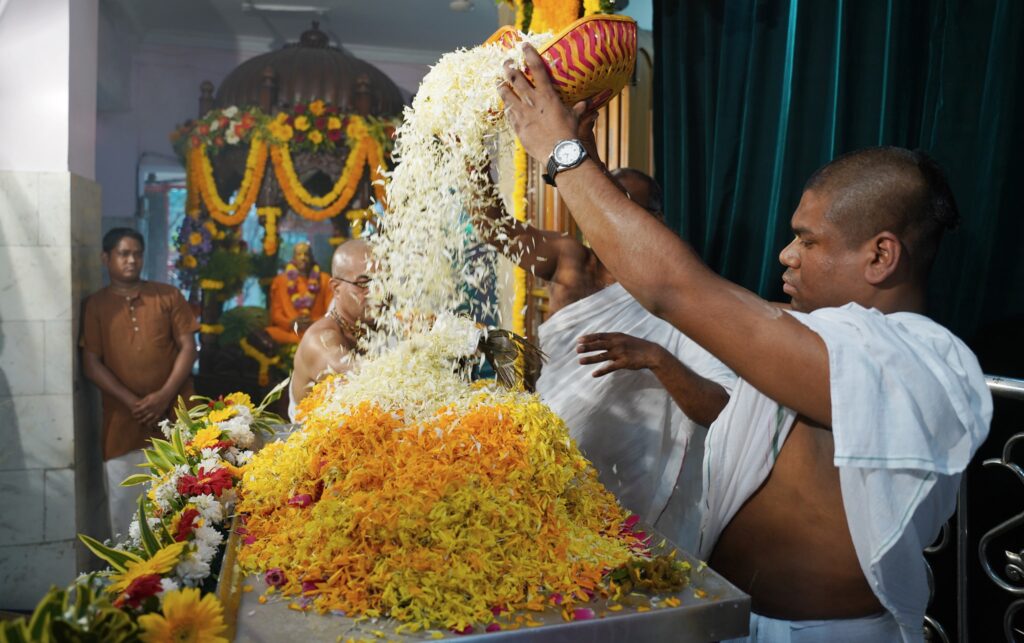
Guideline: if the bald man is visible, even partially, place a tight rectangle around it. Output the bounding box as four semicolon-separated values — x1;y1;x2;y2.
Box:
289;240;373;420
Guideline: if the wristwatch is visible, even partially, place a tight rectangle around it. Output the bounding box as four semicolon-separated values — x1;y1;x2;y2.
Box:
543;139;589;186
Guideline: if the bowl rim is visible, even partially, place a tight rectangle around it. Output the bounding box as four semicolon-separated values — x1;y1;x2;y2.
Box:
484;14;637;51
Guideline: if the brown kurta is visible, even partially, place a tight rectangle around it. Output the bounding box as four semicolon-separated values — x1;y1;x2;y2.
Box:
80;282;199;460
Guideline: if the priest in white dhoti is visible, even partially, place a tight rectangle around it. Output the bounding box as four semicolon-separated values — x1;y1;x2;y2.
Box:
499;46;992;642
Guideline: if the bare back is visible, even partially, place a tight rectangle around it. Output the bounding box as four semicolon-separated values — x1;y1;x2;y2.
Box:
708;418;882;619
290;316;358;410
544;234;615;314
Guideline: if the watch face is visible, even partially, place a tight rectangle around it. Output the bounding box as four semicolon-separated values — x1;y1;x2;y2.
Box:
553;140;584;166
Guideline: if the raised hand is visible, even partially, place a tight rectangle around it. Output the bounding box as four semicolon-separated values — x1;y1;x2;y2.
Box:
498;44;578;162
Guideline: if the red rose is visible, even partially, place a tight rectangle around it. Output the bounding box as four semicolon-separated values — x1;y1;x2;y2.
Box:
234;124;245;136
197;123;210;135
294;103;307;115
174;507;201;542
213;136;225;147
114;573;163;609
218;116;229;128
294;131;306;143
327;129;342;142
314;117;327;130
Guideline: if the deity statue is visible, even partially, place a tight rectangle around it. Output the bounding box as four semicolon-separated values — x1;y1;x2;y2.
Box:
265;241;332;344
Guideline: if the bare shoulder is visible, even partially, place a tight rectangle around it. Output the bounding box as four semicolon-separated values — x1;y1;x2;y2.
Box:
296;318;344;364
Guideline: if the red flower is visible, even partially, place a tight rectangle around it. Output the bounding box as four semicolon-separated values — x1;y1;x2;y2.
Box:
174;507;201;542
325;105;338;115
294;103;307;114
177;467;234;498
197;123;210;135
190;136;201;148
241;113;255;128
234;123;245;137
218;116;229;128
213;136;225;147
293;131;306;143
288;494;313;508
114;573;163;609
314;117;327;130
327;129;343;142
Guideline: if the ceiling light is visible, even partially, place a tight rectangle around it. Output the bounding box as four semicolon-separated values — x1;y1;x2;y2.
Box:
241;2;328;13
449;0;474;11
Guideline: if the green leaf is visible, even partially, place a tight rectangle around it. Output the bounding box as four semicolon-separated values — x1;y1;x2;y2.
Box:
78;534;143;572
119;473;154;488
137;496;161;556
0;620;32;643
143;447;173;473
171;424;187;457
258;376;290;412
26;586;61;641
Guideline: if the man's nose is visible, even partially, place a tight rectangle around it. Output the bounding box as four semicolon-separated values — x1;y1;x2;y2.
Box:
779;239;799;267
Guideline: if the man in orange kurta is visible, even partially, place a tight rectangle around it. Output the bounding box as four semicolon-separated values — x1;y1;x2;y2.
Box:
266;241;332;344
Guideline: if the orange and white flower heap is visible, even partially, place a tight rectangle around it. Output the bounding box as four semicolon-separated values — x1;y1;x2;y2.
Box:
236;316;652;633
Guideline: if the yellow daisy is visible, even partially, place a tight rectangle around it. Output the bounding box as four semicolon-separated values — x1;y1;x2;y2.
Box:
293;115;311;132
309;99;326;116
108;541;187;595
224;392;254;410
206;406;237;424
138;587;228;643
189;425;224;453
309;131;324;144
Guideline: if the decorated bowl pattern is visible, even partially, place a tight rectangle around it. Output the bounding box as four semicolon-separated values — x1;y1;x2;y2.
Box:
487;15;638;110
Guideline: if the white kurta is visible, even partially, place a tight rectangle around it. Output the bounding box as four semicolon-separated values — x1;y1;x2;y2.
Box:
536;283;736;552
700;303;992;643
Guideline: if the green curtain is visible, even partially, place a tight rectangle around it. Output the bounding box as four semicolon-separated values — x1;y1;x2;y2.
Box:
653;0;1024;340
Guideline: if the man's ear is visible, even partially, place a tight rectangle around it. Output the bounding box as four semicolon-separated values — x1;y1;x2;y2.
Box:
865;231;901;285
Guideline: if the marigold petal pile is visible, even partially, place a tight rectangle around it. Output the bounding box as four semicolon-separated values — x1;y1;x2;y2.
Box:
236;326;646;631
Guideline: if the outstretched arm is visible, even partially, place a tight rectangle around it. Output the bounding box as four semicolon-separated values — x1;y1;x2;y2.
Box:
498;46;831;426
577;332;729;427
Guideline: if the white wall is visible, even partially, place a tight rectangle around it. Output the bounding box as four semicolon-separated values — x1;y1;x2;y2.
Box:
0;0;71;174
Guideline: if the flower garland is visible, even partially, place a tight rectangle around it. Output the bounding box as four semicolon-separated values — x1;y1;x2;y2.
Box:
268;116;387;222
503;0;614;33
190;140;268;227
239;338;281;386
511;141;529;337
199;279;224;291
257;207;281;255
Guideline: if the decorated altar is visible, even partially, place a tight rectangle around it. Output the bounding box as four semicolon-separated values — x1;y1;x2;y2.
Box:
169;22;403;403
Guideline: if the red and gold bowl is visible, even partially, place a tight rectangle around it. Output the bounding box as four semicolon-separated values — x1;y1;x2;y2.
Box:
486;15;638;110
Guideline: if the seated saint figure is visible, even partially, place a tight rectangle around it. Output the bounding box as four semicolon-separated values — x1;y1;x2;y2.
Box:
265;241;332;345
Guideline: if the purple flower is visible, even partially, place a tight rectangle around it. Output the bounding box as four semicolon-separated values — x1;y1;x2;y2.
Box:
572;608;596;621
265;568;286;588
486;623;501;632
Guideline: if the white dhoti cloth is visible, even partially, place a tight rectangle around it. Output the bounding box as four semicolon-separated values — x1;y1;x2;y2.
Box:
536;283;735;552
105;449;148;539
699;303;991;643
724;611;902;642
